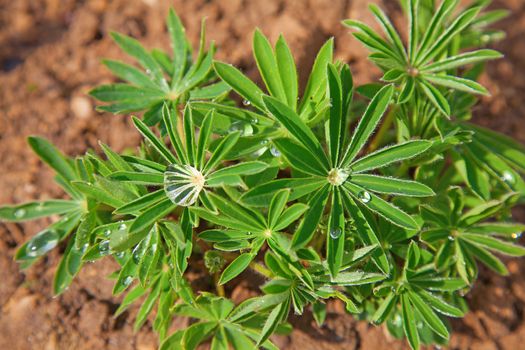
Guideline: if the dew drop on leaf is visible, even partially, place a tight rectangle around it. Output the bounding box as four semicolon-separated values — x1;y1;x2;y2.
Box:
270;146;281;157
104;229;111;237
501;171;515;185
242;99;251;106
118;223;127;231
99;240;110;255
448;235;455;241
164;164;205;206
329;227;342;239
26;229;59;257
251;117;258;125
512;232;522;239
122;276;133;287
14;209;26;218
357;191;371;203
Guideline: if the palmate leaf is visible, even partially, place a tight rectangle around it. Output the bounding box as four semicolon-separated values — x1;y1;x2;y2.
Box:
344;0;500;117
91;8;224;122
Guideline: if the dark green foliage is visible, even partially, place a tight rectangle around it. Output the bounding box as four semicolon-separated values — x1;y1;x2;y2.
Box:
2;2;524;349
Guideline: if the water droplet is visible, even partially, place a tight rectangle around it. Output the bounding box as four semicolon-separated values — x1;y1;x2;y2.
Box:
35;204;44;212
242;99;251;106
357;191;371;203
122;275;133;287
251;117;258;125
501;171;515;185
118;223;127;231
81;243;89;253
14;209;26;218
270;146;281;157
448;235;455;241
390;286;396;293
115;251;125;259
512;232;522;239
329;227;342;239
99;240;110;256
260;139;269;145
26;229;60;257
132;246;142;264
164;164;205;206
104;229;111;237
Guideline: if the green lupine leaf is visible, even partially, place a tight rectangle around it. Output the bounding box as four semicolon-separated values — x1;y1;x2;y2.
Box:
28;136;77;182
129;198;176;234
114;189;166;215
242;177;326;207
416;0;458;64
469;223;525;237
275;35;298;109
423;74;489;95
342;85;394;166
101;59;159;89
401;293;420;350
213;61;265;110
369;4;407;61
292;186;330;248
408;291;449;339
253;29;286;102
208;161;268;181
327;63;344;166
462;233;525;256
422;49;502;72
274;203;309;232
417;288;464;317
419;6;481;64
0;200;79;222
464;240;508;275
263;95;330;169
109;171;164;184
299;38;333;113
167;8;187;82
344;182;419;230
272;138;327;176
372;292;397;324
419;80;451;117
351;140;432;173
132;116;177;164
351;174;435;197
257;301;288;347
342;192;390;274
268;189;290;229
219;253;255;285
204;131;241;174
110;32;168;90
327;189;345;277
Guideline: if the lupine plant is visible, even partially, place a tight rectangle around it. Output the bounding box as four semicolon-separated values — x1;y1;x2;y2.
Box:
2;1;525;349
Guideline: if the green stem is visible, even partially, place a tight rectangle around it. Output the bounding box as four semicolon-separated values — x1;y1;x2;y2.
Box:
214;272;225;297
249;261;272;278
369;106;397;152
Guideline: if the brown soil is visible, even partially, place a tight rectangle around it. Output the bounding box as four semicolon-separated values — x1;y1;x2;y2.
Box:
1;0;525;349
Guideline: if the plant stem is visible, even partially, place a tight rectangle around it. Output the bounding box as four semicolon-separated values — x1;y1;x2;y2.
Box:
249;261;272;278
214;272;225;297
369;106;397;152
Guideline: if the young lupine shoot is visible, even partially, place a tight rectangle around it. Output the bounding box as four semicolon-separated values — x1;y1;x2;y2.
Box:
1;3;524;350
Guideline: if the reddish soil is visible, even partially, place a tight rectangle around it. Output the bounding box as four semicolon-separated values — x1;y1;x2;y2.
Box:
1;0;525;349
